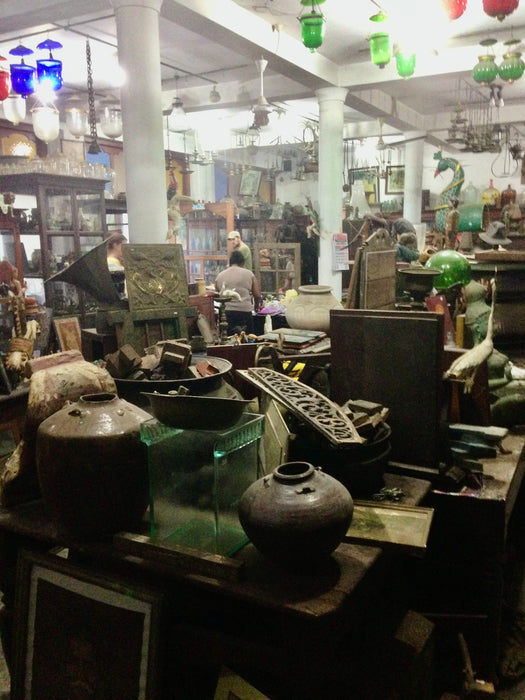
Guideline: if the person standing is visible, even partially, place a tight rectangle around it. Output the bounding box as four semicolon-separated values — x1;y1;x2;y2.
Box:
215;250;261;335
227;230;252;270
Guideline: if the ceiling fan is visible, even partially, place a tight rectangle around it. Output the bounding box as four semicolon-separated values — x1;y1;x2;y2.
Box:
252;57;273;128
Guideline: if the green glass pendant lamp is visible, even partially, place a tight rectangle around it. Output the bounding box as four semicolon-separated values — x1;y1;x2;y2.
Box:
472;39;499;85
298;0;326;52
498;39;525;82
369;10;391;69
396;52;416;79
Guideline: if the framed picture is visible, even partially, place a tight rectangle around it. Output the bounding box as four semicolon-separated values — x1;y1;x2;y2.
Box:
385;165;405;194
53;316;82;352
349;166;380;205
239;169;261;197
344;501;434;557
12;549;163;699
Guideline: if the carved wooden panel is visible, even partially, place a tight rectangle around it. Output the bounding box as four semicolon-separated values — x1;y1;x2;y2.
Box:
122;244;188;311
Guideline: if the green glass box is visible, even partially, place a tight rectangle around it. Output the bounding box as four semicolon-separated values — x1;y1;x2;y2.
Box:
140;413;264;556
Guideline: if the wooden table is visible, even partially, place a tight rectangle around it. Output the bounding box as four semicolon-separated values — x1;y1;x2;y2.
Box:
398;431;525;682
0;473;432;699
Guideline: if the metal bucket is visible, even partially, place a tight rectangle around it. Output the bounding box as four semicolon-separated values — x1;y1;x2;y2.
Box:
458;203;489;232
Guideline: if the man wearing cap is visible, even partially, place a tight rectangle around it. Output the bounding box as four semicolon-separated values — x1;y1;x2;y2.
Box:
227;230;252;270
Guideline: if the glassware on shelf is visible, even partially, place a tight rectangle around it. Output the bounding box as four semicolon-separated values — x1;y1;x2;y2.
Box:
481;179;500;207
500;183;517;207
462;181;480;205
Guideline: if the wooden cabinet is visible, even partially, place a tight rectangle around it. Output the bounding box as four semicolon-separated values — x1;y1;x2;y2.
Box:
0;173;108;318
255;242;301;294
179;202;234;286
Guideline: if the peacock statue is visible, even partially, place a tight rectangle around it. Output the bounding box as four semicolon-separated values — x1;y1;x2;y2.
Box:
433;151;465;233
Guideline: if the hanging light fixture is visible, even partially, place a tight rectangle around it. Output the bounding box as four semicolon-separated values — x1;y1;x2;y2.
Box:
209;85;221;103
0;56;10;102
298;0;326;52
472;38;498;85
2;93;26;124
167;76;190;132
395;51;416;78
65;94;88;139
99;94;123;138
369;11;391;69
498;49;525;81
441;0;468;20
32;105;60;143
36;39;63;91
8;45;35;98
483;0;519;21
252;58;272;128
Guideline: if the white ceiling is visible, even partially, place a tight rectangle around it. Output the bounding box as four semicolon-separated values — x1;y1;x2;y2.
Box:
2;0;525;149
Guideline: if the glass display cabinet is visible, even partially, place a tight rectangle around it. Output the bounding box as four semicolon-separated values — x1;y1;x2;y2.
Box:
254;242;301;294
0;173;108;319
179;202;234;286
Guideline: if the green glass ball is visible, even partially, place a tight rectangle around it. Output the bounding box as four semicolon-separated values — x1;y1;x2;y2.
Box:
425;250;472;290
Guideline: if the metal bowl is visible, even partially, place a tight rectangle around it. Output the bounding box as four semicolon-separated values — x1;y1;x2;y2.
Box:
142;392;252;430
114;355;233;407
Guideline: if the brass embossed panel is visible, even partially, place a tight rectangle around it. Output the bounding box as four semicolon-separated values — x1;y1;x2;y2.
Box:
123;244;188;311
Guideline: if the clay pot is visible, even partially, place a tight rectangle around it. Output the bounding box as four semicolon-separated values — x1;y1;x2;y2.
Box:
238;461;353;567
36;392;151;538
285;284;343;332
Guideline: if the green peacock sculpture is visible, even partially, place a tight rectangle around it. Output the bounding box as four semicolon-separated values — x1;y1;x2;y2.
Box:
433;151;465;233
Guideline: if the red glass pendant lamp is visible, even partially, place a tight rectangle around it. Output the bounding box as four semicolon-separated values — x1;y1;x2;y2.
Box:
483;0;519;21
442;0;468;20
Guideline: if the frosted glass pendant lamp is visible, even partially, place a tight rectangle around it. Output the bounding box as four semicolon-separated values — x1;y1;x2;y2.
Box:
32;105;59;143
3;93;26;124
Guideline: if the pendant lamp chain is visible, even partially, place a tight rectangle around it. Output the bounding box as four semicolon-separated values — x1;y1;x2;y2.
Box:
86;40;101;154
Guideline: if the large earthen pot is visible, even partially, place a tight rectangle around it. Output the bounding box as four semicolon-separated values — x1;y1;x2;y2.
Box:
36;392;151;538
285;284;343;332
238;461;353;567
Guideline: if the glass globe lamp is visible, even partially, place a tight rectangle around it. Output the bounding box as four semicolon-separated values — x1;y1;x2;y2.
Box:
425;250;472;290
472;55;499;85
498;51;525;83
32;106;60;144
3;94;26;124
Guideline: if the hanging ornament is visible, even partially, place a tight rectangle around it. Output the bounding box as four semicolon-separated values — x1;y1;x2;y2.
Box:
8;45;35;98
36;39;63;91
298;0;326;52
441;0;468;20
483;0;519;21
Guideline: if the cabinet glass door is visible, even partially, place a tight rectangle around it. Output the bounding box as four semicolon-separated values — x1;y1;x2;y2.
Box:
77;192;103;232
44;189;73;231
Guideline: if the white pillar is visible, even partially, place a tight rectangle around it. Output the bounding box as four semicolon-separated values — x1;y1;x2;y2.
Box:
403;132;425;225
316;87;348;300
111;0;168;243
